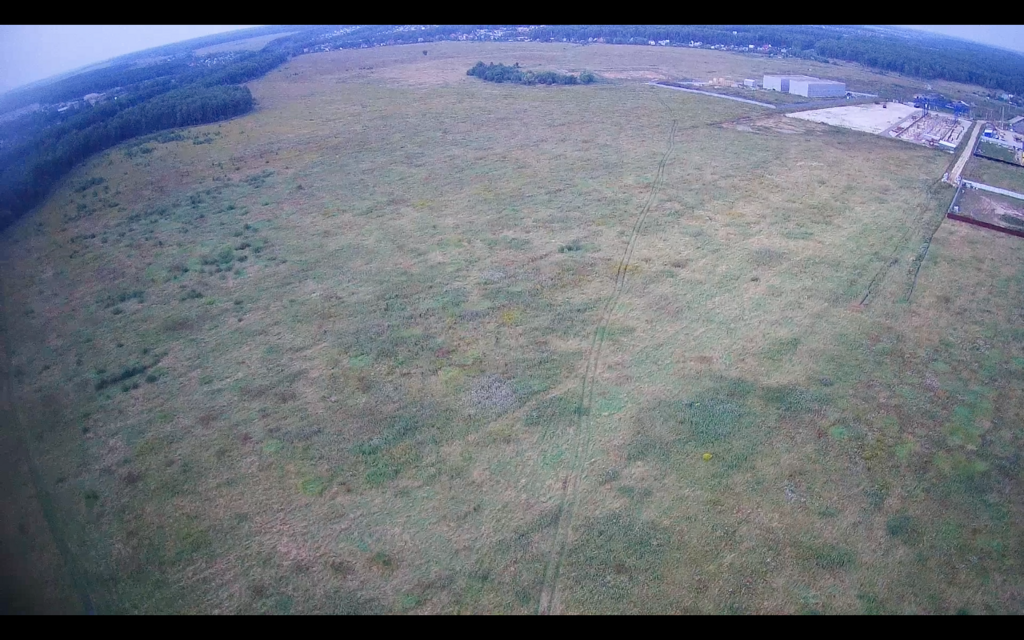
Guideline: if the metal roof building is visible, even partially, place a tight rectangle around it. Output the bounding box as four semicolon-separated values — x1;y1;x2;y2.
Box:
788;78;847;98
762;74;818;92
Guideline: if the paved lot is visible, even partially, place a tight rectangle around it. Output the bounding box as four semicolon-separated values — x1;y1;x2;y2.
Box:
785;102;919;134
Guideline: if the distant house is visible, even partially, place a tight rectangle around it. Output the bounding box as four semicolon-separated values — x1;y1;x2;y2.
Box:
83;93;102;105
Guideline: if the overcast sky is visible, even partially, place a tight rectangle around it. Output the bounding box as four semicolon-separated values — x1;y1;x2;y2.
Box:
0;25;258;94
2;25;1023;96
898;25;1024;54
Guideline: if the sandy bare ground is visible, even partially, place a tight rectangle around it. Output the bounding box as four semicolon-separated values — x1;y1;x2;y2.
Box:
947;121;980;185
785;102;919;134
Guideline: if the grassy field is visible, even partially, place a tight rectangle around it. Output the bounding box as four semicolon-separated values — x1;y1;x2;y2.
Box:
2;42;1023;615
975;140;1020;166
697;85;824;106
965;155;1024;193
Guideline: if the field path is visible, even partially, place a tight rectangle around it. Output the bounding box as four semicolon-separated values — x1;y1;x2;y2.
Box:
537;116;678;615
947;121;981;185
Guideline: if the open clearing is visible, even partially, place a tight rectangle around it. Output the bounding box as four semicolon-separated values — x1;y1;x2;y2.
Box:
786;102;920;135
2;42;1024;615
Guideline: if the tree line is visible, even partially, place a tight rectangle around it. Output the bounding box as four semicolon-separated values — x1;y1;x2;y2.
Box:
0;49;291;230
467;62;595;85
0;85;253;230
520;25;1024;96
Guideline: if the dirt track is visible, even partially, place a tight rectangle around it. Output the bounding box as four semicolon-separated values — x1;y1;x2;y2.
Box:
947;120;981;185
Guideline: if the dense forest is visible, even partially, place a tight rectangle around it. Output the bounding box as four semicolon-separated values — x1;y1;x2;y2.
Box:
0;50;290;230
467;62;594;85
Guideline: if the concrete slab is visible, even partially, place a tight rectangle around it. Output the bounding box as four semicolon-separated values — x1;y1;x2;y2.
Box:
785;102;919;134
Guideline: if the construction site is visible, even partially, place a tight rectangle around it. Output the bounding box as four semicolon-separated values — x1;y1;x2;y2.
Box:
887;110;971;152
786;102;970;152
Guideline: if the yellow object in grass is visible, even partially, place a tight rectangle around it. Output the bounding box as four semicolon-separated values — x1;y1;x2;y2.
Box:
702;453;713;461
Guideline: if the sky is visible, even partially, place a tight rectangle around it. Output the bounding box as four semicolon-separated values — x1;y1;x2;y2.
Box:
0;25;258;94
898;25;1024;54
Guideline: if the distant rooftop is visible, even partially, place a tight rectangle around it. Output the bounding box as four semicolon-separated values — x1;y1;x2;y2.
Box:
790;79;846;85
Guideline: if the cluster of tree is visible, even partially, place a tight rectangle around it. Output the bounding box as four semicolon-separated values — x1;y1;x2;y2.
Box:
194;51;290;87
0;85;253;229
813;36;1024;96
527;24;841;51
0;59;191;115
0;45;298;231
264;25;515;56
467;62;594;85
112;25;306;64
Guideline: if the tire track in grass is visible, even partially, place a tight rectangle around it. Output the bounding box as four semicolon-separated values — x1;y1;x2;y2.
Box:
859;223;916;306
0;265;96;614
903;200;950;303
861;181;951;306
537;116;677;615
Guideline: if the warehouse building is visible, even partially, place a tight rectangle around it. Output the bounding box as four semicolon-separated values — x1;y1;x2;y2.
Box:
762;74;818;92
788;78;847;98
763;74;847;98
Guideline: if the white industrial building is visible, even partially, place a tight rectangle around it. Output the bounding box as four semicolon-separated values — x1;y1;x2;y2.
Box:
762;74;846;98
762;74;817;92
789;78;847;98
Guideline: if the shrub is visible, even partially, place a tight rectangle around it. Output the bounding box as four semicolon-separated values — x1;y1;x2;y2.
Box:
96;363;149;391
558;239;584;253
100;289;145;309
